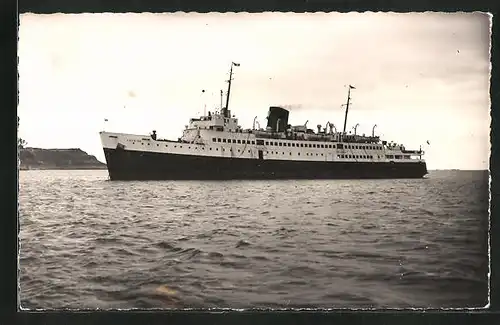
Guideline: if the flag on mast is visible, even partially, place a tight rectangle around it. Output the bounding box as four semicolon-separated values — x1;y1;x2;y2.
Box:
232;62;240;66
349;85;356;89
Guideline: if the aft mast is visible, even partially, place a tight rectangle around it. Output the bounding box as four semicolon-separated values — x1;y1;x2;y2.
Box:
223;62;240;118
341;85;355;141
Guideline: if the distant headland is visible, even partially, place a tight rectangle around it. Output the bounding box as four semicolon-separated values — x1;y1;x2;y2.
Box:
19;147;106;170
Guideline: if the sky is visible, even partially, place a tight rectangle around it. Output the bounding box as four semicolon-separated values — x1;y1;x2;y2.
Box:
18;12;491;170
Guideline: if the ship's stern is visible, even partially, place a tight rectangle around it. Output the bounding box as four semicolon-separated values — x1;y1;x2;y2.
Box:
420;160;429;177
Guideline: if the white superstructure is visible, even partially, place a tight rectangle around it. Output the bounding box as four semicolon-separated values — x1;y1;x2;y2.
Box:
100;61;425;166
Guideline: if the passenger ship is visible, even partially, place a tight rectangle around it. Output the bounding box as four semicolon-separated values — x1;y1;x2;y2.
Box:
100;62;428;180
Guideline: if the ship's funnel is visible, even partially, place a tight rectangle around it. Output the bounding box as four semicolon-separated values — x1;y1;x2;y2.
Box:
266;106;289;132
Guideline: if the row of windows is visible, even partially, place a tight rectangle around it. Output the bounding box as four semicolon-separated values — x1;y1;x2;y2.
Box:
132;141;411;160
134;141;207;150
338;154;375;159
201;147;253;153
386;155;411;159
133;142;251;153
139;138;383;151
267;152;323;156
211;137;382;150
265;142;382;150
128;142;415;161
212;138;256;145
131;141;372;157
267;141;334;148
265;152;374;158
132;141;384;158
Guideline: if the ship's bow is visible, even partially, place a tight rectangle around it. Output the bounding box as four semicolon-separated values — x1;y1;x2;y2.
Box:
99;131;120;178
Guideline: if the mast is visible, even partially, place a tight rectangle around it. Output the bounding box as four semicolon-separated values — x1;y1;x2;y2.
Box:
342;85;355;139
223;62;240;118
201;89;206;115
220;89;223;111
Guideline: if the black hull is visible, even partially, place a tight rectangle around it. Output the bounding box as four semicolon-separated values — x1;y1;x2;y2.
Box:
103;148;428;181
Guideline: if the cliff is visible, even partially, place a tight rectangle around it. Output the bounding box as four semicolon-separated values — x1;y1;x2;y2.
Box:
19;147;107;170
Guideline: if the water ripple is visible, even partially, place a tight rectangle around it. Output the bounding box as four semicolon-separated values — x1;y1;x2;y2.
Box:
18;169;489;309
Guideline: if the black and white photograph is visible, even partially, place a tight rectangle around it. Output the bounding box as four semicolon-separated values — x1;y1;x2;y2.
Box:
18;12;490;309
